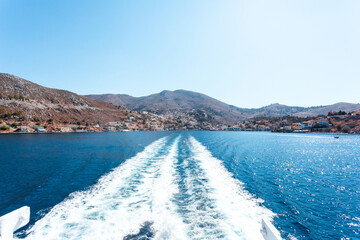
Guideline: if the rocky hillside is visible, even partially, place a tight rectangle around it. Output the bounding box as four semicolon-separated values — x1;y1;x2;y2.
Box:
0;73;133;124
88;90;251;123
86;90;360;123
2;73;357;126
292;102;360;117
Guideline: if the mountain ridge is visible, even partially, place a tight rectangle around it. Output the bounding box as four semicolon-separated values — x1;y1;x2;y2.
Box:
0;73;133;124
1;73;359;126
86;90;360;123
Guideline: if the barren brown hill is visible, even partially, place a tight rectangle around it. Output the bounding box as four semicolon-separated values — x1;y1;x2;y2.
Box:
0;73;132;124
86;90;360;123
88;90;252;123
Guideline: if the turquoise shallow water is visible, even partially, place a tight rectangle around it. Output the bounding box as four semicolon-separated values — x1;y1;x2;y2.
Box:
0;131;359;239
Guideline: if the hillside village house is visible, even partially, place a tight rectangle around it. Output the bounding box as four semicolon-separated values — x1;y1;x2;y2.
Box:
316;121;329;128
18;126;31;133
59;127;72;133
35;127;47;133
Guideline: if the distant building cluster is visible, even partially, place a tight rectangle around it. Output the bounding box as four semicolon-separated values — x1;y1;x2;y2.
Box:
0;108;360;134
225;110;360;134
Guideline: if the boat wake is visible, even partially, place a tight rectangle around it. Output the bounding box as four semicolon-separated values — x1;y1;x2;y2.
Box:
25;134;274;240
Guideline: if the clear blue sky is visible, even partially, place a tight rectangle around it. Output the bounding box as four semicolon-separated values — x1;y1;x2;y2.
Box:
0;0;359;108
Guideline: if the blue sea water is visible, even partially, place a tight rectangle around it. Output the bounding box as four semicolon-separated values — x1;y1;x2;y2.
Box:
0;131;359;239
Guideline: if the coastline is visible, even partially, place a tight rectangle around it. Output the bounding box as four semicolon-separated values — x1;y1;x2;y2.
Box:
0;129;358;135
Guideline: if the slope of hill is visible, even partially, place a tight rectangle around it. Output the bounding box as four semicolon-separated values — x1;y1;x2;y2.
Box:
0;73;131;124
85;93;132;107
293;102;360;117
88;90;252;123
86;90;360;123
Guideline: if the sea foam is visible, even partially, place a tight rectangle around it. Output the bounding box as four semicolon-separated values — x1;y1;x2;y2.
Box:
24;135;275;240
185;136;275;240
25;137;187;239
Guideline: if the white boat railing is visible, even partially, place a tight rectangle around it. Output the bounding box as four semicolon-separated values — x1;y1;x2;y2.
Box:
1;207;281;239
0;206;30;240
261;218;282;240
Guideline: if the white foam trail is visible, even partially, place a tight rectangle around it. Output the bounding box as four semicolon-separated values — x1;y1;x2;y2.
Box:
25;137;187;240
24;135;277;240
187;136;275;240
150;136;188;240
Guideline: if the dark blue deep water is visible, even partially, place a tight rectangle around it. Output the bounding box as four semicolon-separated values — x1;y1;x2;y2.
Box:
0;132;359;239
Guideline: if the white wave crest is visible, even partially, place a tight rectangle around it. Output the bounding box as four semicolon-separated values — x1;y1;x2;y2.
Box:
24;135;276;240
186;136;275;240
25;136;187;240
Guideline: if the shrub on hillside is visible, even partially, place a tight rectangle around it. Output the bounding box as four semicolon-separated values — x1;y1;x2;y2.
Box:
342;126;351;133
0;125;10;131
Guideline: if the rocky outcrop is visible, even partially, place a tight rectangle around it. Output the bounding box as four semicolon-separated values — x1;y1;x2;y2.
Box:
0;73;133;124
